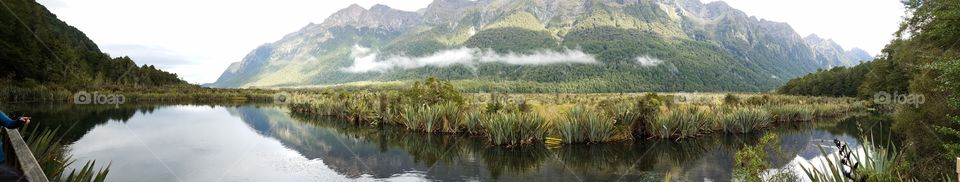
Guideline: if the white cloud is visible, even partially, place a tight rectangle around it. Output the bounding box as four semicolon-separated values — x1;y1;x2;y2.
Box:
36;0;433;84
342;45;598;73
635;55;664;67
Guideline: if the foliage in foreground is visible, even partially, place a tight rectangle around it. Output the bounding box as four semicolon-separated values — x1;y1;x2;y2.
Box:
800;139;904;182
23;126;109;182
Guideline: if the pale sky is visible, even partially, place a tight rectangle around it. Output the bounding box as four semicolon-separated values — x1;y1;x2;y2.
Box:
36;0;905;84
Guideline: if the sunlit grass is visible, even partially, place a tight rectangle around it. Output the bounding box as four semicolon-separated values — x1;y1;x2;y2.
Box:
482;112;547;146
646;105;716;139
285;82;866;145
720;107;772;133
555;105;616;143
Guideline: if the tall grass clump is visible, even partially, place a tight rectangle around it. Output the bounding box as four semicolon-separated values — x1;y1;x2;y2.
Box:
720;107;772;133
435;102;464;133
556;105;616;143
23;126;110;182
482;112;546;146
646;105;716;139
800;139;904;182
398;102;465;133
400;105;429;131
769;104;815;122
463;110;486;134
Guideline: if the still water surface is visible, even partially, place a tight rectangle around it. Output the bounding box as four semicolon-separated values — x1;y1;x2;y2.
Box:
2;104;892;181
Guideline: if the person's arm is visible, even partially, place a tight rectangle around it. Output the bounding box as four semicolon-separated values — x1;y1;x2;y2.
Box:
0;112;24;129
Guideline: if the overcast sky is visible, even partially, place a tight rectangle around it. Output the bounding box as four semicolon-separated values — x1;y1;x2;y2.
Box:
36;0;904;84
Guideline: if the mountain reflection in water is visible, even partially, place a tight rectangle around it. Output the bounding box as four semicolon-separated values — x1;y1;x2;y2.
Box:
0;104;891;181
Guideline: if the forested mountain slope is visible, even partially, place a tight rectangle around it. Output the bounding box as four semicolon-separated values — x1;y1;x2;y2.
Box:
0;0;186;88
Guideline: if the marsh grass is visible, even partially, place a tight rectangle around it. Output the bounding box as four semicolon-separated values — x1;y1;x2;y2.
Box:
556;105;616;143
397;102;465;133
720;107;773;133
646;105;717;139
770;104;815;122
482;112;547;146
288;85;865;145
464;110;486;134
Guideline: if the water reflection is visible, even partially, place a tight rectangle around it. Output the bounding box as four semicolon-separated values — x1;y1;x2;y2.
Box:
0;104;892;181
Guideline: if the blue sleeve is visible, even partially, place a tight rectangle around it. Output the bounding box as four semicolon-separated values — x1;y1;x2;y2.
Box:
0;112;23;129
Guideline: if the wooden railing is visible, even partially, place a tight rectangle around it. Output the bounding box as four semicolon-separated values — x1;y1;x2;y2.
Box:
3;128;48;182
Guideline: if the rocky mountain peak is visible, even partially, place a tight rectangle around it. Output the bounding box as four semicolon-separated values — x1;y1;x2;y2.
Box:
422;0;478;24
320;4;422;31
804;34;842;50
370;4;392;12
845;48;873;63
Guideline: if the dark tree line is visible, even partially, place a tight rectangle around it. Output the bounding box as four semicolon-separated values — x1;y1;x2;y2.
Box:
0;0;186;89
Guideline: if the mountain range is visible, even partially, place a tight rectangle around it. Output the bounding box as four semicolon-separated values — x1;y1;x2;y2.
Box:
210;0;872;92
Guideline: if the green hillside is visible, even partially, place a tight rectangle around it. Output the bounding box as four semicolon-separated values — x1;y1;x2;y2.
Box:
0;0;185;88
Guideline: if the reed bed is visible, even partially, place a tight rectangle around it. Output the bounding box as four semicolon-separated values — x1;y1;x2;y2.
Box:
555;105;616;143
646;105;717;139
398;102;464;133
285;78;867;145
769;104;816;122
481;112;547;146
719;107;772;133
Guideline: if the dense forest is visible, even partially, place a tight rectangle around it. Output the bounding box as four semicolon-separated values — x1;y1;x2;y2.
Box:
776;62;872;97
777;0;960;179
0;0;186;89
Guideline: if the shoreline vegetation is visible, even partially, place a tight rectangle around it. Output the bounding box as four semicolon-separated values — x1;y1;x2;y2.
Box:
0;85;277;103
286;78;869;146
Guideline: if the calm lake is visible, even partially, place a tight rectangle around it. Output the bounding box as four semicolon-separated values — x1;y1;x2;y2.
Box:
0;103;894;181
